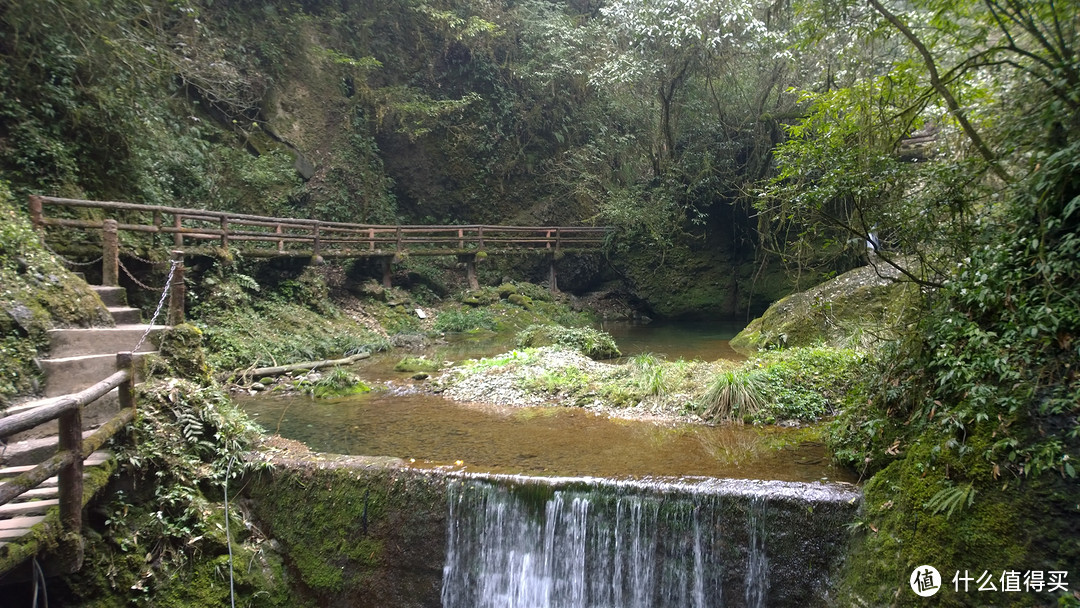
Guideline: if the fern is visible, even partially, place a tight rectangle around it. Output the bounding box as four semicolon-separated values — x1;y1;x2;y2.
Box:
926;483;977;519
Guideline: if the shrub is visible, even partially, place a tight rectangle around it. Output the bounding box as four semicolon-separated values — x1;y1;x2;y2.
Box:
515;324;620;359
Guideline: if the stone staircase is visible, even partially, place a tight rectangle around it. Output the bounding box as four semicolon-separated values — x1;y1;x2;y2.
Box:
0;283;163;552
1;285;163;466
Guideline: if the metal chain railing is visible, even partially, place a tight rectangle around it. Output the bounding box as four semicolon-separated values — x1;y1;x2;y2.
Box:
130;260;180;353
38;237;103;267
122;249;170;267
117;257;168;291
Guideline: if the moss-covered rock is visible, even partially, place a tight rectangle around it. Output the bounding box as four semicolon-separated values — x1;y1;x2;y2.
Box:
246;460;447;607
731;263;918;352
833;432;1080;606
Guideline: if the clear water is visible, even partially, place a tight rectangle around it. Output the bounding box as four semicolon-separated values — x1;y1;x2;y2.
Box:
238;391;854;482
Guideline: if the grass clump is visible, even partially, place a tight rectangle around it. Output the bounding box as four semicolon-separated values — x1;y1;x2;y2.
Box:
297;368;371;398
516;324;620;360
698;369;767;422
697;347;865;424
394;355;442;373
434;307;497;332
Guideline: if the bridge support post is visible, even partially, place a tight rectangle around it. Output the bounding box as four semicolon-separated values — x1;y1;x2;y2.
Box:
168;250;186;325
102;219;119;287
380;256;393;289
548;254;558;294
458;254;479;290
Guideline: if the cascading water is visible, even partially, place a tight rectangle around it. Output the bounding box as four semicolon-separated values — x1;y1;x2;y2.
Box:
442;476;858;608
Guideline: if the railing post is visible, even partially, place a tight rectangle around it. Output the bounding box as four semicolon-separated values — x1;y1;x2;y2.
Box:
57;400;84;537
117;351;135;409
546;229;552;249
312;222;323;265
28;195;44;228
396;225;403;252
458;228;464;249
220;217;229;249
276;224;284;253
369;228;375;251
173;214;183;248
102;219;119;287
168;250;186;325
478;226;485;250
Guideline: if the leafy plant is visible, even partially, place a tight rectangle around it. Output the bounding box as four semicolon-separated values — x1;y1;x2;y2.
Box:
925;483;977;520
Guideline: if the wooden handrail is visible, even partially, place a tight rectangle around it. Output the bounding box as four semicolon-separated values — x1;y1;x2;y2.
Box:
0;351;137;539
30;196;609;257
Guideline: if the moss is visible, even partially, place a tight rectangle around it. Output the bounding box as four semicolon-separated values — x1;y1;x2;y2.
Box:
834;434;1080;606
0;183;112;406
394;355;442;373
731;264;918;353
152;323;213;382
246;464;446;605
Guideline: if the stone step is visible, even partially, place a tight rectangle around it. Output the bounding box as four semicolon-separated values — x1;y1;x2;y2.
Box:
4;385;139;442
0;499;59;517
36;351;154;397
90;285;128;308
46;325;164;358
0;516;46;536
0;428;101;467
108;306;143;325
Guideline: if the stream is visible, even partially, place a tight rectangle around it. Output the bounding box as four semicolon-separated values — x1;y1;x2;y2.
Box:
235;320;855;483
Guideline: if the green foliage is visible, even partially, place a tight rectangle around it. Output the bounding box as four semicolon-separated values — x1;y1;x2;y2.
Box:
0;181;111;405
434;307;497;332
296;368;371;398
925;482;976;520
516;324;621;360
394;355;443;373
699;347;865;424
627;352;668;396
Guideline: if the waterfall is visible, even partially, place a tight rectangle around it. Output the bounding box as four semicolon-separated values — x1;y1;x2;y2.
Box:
441;476;851;608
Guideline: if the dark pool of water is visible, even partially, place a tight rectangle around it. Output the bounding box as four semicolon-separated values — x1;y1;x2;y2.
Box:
237;391;856;483
599;319;747;361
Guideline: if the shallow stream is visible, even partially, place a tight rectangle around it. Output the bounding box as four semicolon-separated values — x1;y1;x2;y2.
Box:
236;320;856;484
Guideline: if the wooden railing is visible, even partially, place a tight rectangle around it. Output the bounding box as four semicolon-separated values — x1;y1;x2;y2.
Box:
29;196;609;260
0;353;137;564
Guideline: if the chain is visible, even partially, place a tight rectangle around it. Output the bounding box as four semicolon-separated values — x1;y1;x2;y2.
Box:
118;257;167;291
122;249;170;267
39;237;103;267
131;260;180;353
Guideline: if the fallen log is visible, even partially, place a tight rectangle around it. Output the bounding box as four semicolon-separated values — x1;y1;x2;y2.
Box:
242;352;371;380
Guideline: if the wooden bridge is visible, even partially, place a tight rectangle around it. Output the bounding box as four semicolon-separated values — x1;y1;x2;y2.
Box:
30;196;609;294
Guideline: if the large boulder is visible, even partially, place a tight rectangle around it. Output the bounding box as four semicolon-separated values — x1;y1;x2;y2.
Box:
731;263;918;352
